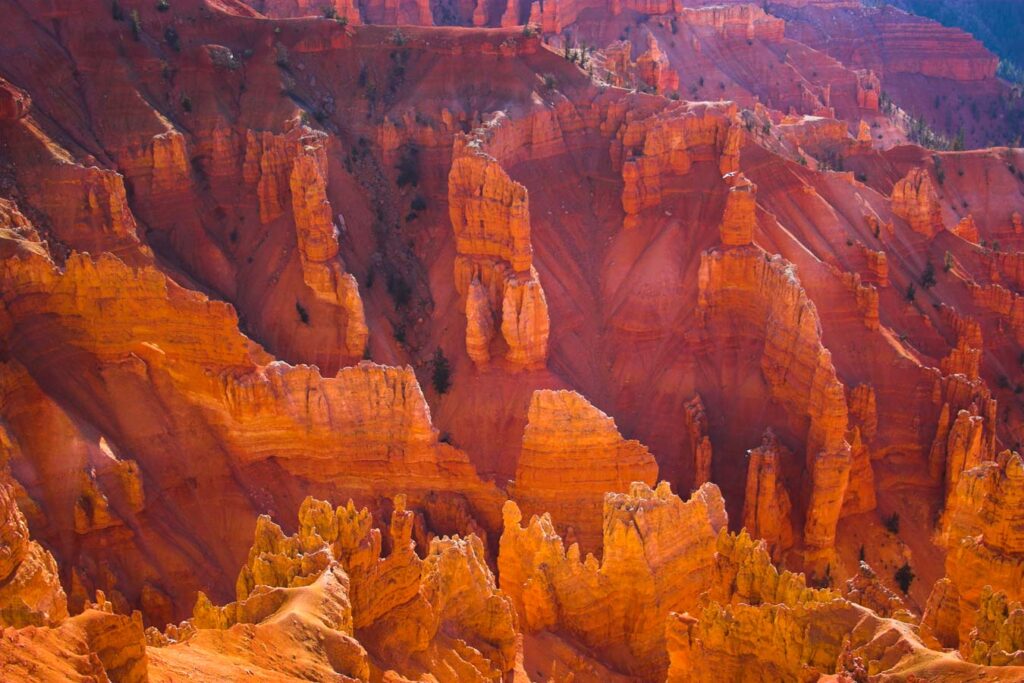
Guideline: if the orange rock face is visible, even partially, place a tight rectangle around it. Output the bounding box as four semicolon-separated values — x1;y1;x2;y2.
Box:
0;483;67;628
742;430;794;561
698;244;851;571
719;172;757;246
499;481;728;679
892;167;944;237
450;125;549;368
182;495;518;680
510;390;658;551
937;450;1024;643
4;0;1024;679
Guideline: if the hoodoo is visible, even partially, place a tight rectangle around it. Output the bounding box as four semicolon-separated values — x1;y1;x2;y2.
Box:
2;0;1024;679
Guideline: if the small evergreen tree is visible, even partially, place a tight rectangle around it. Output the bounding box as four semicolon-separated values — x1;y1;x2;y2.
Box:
895;561;915;594
920;261;936;288
295;301;310;325
431;348;451;394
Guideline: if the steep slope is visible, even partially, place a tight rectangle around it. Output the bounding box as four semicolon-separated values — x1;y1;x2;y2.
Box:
1;0;1024;679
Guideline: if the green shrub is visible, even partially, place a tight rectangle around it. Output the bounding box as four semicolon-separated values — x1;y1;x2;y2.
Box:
894;562;915;594
431;348;451;394
164;26;180;52
395;146;420;188
295;301;310;324
920;261;936;288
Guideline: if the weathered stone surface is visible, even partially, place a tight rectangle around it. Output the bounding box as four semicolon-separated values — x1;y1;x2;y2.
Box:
741;431;794;561
450;126;549;367
719;173;757;247
892;167;944;237
941;451;1024;641
0;484;68;628
698;246;851;569
684;394;713;489
499;482;728;679
183;495;517;680
510;390;658;551
614;101;738;230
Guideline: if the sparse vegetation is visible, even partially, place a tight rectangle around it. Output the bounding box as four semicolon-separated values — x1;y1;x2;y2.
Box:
944;250;954;272
894;561;915;594
295;301;310;325
164;26;180;52
157;0;170;11
883;512;900;534
905;283;916;302
275;44;290;70
431;347;452;394
395;145;420;188
386;271;412;309
920;261;936;288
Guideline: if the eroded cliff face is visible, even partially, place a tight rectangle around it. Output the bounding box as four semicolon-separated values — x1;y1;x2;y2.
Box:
0;483;67;628
663;529;1003;683
449;122;549;368
934;450;1024;645
0;232;503;620
509;389;658;552
175;495;517;680
698;235;853;573
2;0;1024;679
499;481;728;679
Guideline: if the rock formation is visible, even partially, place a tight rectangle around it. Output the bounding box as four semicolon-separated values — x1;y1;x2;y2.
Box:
665;528;1024;682
684;394;713;488
2;0;1024;678
510;390;658;551
892;167;944;237
183;495;518;680
742;431;794;561
615;101;738;230
450;123;549;368
0;483;67;628
719;172;757;246
938;450;1024;642
499;481;728;679
635;33;679;96
698;244;851;571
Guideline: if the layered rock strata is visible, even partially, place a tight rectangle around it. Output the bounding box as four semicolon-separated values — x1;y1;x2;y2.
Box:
450;125;549;368
698;245;851;571
499;481;728;679
509;390;658;551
